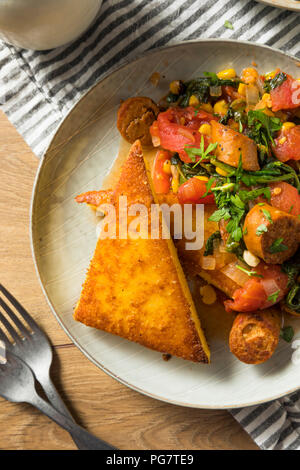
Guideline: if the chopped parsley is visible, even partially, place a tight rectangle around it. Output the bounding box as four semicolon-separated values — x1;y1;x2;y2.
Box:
185;136;218;163
267;290;280;303
247;110;282;148
165;73;240;107
236;265;263;278
264;72;287;93
282;250;300;313
262;208;273;224
280;326;294;343
224;20;234;30
269;237;288;254
204;231;221;256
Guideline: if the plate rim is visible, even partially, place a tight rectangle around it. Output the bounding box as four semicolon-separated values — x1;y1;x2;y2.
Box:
30;38;300;409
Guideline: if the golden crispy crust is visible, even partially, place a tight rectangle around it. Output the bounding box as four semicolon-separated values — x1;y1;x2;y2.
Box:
74;140;210;363
117;97;159;146
229;309;281;364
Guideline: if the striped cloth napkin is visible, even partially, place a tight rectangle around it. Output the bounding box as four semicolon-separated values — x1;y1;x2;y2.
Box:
0;0;299;450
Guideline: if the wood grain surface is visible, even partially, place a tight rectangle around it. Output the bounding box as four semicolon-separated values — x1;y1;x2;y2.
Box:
0;110;258;450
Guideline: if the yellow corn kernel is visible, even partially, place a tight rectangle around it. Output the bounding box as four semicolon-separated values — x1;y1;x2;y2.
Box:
258;143;268;154
217;68;236;80
238;83;247;96
171;177;179;193
213;99;228;116
199;102;213;113
260;108;275;117
265;70;276;80
194;176;209;181
189;95;199;106
216;167;228;177
262;93;272;108
163;159;172;175
273;187;282;196
199;123;211;135
279;137;287;145
169;80;182;95
171;165;179;193
282;122;296;132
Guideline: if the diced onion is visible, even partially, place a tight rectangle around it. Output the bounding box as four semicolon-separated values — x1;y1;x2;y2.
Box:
292;340;300;350
255;76;265;96
178;127;195;142
219;241;227;253
261;278;280;298
210;85;222;97
245;84;259;106
220;262;249;286
201;256;216;270
291;339;300;366
213;238;220;252
261;278;283;308
291;348;300;366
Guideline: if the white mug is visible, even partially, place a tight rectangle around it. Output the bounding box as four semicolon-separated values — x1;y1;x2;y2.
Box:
0;0;102;50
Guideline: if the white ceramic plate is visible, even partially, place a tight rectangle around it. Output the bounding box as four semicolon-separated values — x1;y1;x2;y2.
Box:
31;40;300;409
256;0;300;11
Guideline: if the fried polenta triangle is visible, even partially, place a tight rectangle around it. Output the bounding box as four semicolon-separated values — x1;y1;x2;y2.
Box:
74;140;210;363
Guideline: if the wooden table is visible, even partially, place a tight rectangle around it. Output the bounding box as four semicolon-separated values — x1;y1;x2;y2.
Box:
0;110;258;450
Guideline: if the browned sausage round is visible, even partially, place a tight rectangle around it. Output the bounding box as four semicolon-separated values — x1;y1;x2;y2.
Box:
243;203;300;264
117;96;159;146
211;120;259;171
229;309;281;364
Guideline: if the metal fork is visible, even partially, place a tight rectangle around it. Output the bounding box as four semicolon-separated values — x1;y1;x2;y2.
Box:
0;284;114;450
0;348;114;450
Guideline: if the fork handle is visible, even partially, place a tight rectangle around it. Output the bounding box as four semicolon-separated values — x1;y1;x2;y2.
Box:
28;392;115;450
38;373;89;450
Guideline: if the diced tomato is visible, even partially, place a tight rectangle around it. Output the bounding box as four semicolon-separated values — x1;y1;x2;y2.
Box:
224;262;289;313
149;106;217;163
271;74;300;112
224;278;267;313
177;177;215;205
273;125;300;162
152;150;172;194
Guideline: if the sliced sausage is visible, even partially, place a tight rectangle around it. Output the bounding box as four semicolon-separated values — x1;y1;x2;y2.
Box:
117;96;159;146
211;120;259;171
243;203;300;264
229;309;281;364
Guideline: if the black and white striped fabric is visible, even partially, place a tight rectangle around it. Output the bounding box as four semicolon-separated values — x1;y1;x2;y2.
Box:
0;0;299;450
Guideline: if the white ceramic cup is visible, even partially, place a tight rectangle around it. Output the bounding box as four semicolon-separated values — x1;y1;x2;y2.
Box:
0;0;102;50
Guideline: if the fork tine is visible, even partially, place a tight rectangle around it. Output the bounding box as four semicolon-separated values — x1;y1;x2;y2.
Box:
0;309;23;343
0;284;38;331
0;297;31;339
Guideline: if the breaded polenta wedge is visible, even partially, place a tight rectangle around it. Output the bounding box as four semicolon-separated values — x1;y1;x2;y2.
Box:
74;140;210;363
